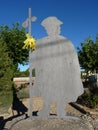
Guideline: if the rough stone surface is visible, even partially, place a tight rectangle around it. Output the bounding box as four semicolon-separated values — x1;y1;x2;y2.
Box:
5;116;93;130
94;119;98;129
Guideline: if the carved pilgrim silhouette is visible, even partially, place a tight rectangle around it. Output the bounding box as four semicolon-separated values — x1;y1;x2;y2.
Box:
30;16;84;117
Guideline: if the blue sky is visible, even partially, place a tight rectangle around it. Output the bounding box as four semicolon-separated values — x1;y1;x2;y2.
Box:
0;0;98;71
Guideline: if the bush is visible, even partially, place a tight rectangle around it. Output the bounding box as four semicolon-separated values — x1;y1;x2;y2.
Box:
0;90;13;113
17;88;29;99
84;93;98;108
77;87;98;108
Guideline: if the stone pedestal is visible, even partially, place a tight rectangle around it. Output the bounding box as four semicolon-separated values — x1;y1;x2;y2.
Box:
5;116;93;130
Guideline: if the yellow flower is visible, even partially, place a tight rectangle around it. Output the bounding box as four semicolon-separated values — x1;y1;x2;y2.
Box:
23;33;36;50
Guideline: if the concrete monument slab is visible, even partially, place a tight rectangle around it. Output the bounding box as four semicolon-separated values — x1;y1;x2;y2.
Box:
30;16;84;118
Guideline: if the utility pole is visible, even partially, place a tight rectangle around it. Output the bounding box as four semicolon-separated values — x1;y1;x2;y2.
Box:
22;8;37;119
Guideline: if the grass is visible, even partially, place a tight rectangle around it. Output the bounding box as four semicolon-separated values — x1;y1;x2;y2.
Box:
0;91;13;114
17;87;29;99
0;86;29;115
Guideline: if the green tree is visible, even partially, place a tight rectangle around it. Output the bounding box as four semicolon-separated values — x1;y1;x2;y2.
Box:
0;39;14;91
14;68;35;77
0;23;29;70
77;35;98;73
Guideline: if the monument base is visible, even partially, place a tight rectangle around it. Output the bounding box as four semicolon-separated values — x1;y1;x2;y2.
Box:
5;116;93;130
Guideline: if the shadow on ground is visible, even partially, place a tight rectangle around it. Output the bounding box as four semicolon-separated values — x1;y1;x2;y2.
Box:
0;87;28;130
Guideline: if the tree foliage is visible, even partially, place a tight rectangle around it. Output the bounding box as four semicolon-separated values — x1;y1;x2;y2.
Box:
77;35;98;72
0;23;30;110
14;69;35;77
0;39;14;90
77;87;98;108
0;23;29;69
